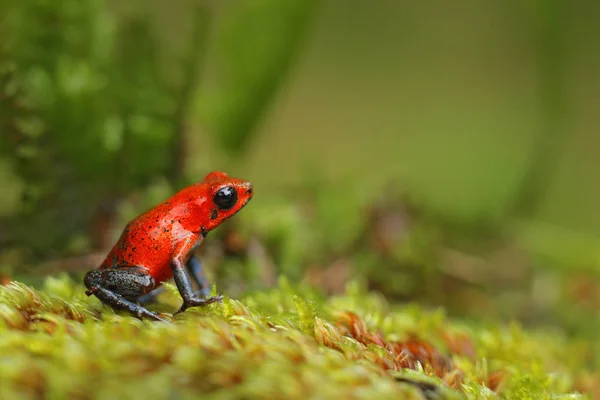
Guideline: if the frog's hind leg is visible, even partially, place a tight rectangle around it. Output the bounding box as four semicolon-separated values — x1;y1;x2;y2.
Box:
137;255;211;305
84;267;168;322
186;255;211;297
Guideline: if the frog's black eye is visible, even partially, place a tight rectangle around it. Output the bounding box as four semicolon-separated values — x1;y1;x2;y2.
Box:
213;186;238;211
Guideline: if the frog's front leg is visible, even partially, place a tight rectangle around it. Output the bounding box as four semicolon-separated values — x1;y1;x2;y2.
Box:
171;237;223;314
84;267;169;322
136;254;211;305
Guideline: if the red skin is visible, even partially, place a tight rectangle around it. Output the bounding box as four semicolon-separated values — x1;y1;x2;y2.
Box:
99;171;253;288
85;171;253;321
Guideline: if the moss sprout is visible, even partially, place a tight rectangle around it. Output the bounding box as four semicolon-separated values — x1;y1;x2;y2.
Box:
0;275;594;399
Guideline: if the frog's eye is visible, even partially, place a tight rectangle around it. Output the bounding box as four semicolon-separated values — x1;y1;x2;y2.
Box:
213;186;238;211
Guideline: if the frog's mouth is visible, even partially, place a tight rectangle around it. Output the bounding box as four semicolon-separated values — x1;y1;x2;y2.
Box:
242;184;253;207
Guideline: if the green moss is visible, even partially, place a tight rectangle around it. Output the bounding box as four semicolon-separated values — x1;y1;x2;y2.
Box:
0;276;594;399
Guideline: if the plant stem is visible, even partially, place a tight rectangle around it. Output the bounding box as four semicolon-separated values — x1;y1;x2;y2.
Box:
512;0;567;218
168;3;213;186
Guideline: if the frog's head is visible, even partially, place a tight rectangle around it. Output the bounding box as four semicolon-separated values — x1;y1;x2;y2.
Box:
201;171;253;231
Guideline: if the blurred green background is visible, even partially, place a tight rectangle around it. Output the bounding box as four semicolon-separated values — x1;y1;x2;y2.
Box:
0;0;599;350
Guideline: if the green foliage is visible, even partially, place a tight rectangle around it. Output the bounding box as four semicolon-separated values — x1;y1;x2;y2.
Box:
0;0;318;259
0;276;593;399
0;0;177;256
511;0;567;218
198;0;319;156
241;196;317;279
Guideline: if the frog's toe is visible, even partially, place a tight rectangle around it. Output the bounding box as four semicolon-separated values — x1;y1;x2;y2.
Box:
146;310;171;323
176;295;223;314
133;305;170;323
206;295;223;304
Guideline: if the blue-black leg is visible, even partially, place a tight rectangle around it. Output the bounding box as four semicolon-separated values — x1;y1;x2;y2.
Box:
187;254;211;298
170;258;222;315
136;255;211;305
84;268;168;322
136;287;165;305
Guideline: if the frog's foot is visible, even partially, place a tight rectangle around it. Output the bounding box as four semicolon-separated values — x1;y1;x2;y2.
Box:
84;268;170;323
89;285;170;323
175;295;223;315
171;255;223;315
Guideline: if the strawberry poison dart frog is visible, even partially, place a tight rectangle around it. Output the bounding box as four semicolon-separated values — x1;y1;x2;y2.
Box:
84;171;253;322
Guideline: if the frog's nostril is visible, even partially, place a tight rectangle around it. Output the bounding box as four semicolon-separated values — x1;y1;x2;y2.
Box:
245;184;253;195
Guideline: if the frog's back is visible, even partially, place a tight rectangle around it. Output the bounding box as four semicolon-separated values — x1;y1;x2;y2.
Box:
99;201;181;283
98;183;210;284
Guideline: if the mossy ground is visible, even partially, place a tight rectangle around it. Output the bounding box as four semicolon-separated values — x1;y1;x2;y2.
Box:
0;275;594;400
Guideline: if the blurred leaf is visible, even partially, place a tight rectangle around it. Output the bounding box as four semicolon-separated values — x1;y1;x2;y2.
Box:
0;0;177;257
199;0;319;155
511;0;567;218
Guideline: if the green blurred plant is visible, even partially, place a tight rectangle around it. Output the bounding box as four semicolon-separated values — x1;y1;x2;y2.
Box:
198;0;319;158
511;0;567;218
0;0;319;260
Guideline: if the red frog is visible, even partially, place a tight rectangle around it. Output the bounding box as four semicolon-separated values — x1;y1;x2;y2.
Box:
84;171;253;322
